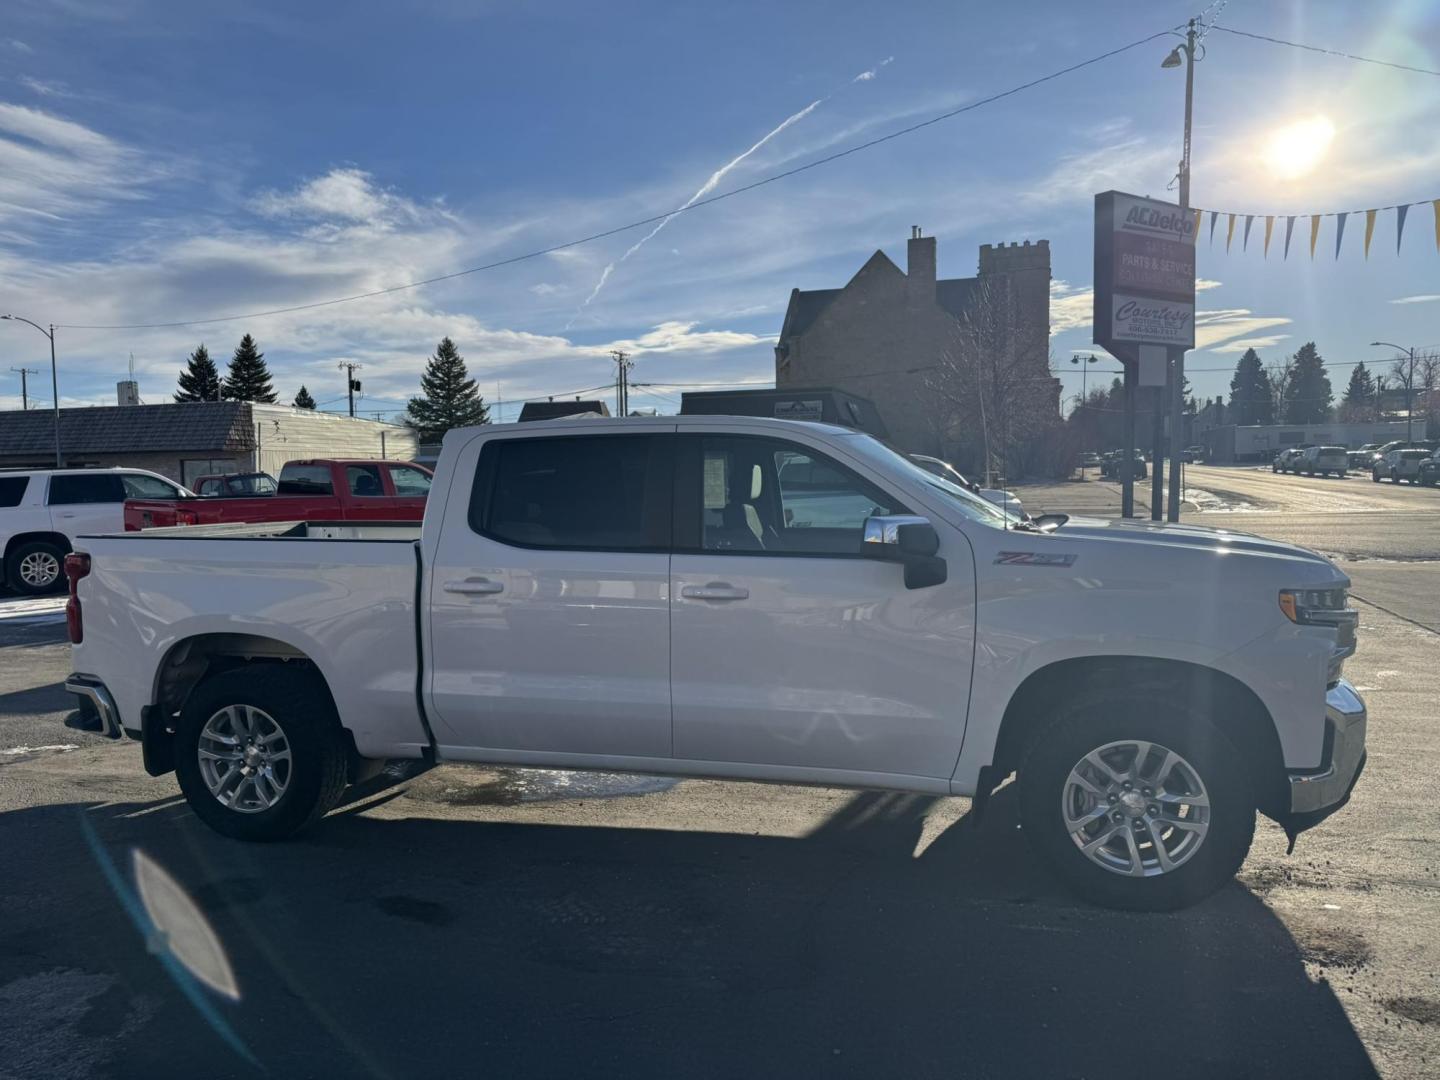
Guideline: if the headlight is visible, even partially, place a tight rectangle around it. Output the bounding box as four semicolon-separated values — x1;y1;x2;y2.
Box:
1280;587;1358;684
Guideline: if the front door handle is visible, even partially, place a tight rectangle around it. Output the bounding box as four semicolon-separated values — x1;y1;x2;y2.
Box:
443;577;504;595
681;582;749;601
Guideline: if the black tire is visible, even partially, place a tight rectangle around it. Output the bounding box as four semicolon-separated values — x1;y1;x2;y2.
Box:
6;540;66;596
1017;695;1256;911
175;665;348;841
1372;470;1381;482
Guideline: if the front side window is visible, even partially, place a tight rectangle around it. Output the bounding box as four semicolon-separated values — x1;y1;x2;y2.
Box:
277;464;334;495
47;474;126;505
471;435;669;551
388;464;432;496
684;435;906;556
346;464;385;497
121;473;181;499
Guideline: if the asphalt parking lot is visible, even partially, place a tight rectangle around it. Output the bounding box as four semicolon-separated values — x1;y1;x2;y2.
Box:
2;470;1437;1078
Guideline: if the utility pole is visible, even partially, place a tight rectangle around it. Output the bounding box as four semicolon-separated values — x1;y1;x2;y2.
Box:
10;367;38;410
611;350;633;416
1163;16;1199;522
1371;342;1418;442
338;361;363;418
1;315;61;466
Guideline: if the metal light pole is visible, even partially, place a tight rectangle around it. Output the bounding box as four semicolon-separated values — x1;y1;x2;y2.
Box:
1071;353;1097;477
1371;341;1418;442
1160;18;1199;522
1;314;61;466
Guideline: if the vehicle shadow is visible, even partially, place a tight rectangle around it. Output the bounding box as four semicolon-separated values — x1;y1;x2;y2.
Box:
0;784;1377;1079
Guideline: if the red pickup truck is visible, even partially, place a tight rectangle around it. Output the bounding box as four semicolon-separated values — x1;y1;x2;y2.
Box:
125;459;433;530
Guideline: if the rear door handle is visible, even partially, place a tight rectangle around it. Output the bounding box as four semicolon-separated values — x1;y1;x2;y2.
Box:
681;582;749;601
443;577;504;595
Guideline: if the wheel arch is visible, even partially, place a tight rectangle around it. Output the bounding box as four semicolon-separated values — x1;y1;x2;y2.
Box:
991;656;1290;818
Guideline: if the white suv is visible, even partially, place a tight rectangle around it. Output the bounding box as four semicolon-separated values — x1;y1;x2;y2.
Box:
0;468;190;594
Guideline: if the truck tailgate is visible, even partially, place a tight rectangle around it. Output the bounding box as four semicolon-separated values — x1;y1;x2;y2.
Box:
72;533;430;759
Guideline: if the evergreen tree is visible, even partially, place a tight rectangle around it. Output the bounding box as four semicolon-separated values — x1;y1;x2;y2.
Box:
404;337;488;442
1338;362;1377;422
1282;342;1333;424
174;344;222;402
293;385;317;410
222;334;278;402
1227;348;1273;425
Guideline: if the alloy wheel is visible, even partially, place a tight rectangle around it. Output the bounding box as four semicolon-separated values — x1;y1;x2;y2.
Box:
197;704;293;813
18;550;60;588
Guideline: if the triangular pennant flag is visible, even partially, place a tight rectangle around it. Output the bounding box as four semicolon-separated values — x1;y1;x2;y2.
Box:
1226;213;1236;252
1243;215;1255;250
1335;212;1348;259
1193;208;1202;238
1284;216;1296;260
1263;216;1275;258
1364;209;1377;258
1397;204;1410;253
1310;215;1321;259
1209;211;1218;245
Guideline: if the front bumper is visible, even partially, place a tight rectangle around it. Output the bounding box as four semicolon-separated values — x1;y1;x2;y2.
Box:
64;673;123;739
1287;679;1366;819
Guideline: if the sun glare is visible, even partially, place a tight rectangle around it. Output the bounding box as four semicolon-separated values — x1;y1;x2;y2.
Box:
1264;115;1336;180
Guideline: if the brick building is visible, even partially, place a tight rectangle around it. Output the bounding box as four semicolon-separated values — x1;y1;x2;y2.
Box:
773;229;1055;455
0;401;417;487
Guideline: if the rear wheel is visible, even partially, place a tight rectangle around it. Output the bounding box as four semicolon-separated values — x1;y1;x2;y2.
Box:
6;540;65;596
1018;696;1256;911
175;666;348;841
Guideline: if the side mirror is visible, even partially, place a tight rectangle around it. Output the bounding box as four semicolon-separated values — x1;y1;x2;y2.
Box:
861;515;947;589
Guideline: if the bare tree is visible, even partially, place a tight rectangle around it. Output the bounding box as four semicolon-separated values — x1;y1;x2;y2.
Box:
1265;357;1294;423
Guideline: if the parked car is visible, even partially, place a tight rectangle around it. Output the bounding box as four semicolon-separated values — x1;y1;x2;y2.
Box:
66;415;1365;912
0;467;192;595
193;471;278;498
1373;447;1432;484
1297;446;1348;478
1100;450;1147;479
124;459;433;530
1181;446;1206;464
1418;450;1440;487
907;454;1026;520
1364;440;1436;471
1272;448;1306;474
1348;444;1381;469
1080;451;1102;468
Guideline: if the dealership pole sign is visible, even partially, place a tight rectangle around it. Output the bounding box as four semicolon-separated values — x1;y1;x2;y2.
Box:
1093;191;1197;356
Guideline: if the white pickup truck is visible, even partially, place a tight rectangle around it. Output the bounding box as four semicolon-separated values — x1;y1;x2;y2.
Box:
64;416;1366;910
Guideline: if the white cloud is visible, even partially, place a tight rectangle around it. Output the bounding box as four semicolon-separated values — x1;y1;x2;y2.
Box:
529;282;561;296
251;167;430;225
1196;278;1222;291
602;321;774;355
1048;279;1092;335
852;56;894;83
19;76;69;97
1208;335;1292;354
9;39;33;54
1195;308;1293;351
1390;294;1440;305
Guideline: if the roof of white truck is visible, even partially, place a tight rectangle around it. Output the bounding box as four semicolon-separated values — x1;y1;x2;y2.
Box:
447;415;858;438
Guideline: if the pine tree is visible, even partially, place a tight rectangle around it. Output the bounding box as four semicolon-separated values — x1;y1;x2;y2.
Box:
1282;342;1333;424
404;337;488;442
174;344;222;402
293;385;317;410
1338;362;1377;422
221;334;278;402
1227;348;1273;425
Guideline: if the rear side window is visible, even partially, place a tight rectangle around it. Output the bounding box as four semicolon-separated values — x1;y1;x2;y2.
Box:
0;476;29;508
278;464;334;495
48;474;125;505
121;473;181;499
346;464;385;497
471;435;670;551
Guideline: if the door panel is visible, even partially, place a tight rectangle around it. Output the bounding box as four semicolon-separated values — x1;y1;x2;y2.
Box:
670;434;975;778
426;430;674;758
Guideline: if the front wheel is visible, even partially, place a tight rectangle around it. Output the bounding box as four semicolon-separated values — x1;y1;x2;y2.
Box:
175;666;349;841
6;540;66;596
1018;699;1256;911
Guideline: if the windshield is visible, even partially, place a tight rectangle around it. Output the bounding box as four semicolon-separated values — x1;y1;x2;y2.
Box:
846;433;1011;526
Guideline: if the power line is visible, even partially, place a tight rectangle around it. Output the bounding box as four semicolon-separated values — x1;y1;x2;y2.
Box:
51;26;1180;332
1209;24;1440;77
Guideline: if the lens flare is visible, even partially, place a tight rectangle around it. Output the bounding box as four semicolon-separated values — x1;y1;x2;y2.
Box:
1264;115;1336;180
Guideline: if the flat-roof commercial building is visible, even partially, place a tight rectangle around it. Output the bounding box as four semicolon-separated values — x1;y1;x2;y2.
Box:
1199;421;1411;463
0;402;417;488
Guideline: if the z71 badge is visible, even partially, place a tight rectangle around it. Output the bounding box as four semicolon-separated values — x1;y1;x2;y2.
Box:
995;551;1077;567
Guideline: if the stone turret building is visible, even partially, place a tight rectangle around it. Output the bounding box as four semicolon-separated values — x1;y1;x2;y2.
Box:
774;229;1055;456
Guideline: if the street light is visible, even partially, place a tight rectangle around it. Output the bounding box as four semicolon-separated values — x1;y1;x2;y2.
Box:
1160;17;1201;523
1371;341;1418;442
0;314;61;467
1071;353;1099;478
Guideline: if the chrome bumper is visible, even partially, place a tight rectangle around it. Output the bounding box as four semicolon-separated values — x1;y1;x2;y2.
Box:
1288;679;1366;815
64;674;123;739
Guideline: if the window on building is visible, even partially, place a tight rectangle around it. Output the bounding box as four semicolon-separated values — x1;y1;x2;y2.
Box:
387;464;432;496
277;464;334;495
47;474;126;505
121;473;182;499
0;476;30;508
471;435;669;551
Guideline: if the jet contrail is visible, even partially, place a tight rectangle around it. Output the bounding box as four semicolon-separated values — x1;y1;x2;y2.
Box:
566;58;893;328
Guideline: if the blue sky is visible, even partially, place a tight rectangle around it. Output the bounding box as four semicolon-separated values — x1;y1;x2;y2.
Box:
1;0;1437;421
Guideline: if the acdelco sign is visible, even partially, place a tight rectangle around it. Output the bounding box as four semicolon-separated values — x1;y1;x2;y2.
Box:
1117;200;1197;244
1094;190;1196;352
